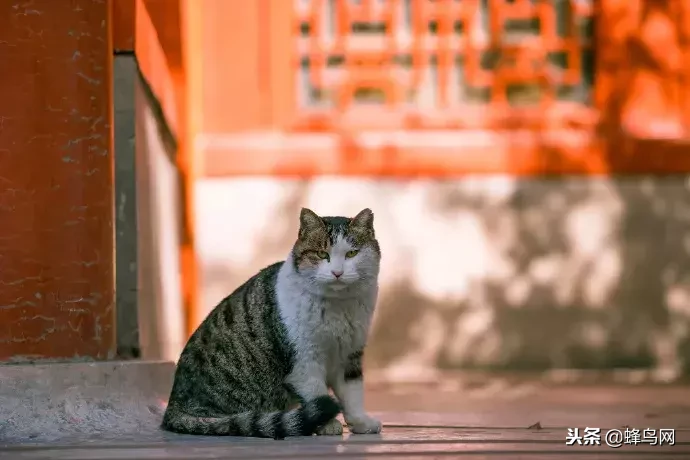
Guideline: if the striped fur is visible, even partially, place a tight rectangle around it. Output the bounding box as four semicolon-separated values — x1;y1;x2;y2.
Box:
162;208;381;438
163;395;339;438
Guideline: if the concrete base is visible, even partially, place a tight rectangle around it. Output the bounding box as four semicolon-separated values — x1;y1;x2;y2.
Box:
0;361;173;443
3;360;690;445
2;361;690;458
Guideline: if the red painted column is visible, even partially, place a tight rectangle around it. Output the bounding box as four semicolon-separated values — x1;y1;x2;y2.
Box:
112;0;135;52
0;0;115;360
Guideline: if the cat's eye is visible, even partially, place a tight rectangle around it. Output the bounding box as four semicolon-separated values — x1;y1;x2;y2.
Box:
345;250;359;258
316;251;329;260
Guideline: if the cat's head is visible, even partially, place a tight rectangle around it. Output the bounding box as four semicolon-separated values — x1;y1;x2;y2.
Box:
291;208;380;290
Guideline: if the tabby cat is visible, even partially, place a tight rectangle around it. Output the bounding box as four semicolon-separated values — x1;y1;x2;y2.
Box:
162;208;382;438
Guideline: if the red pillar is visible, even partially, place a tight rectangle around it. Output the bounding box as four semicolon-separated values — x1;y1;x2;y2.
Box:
0;0;115;360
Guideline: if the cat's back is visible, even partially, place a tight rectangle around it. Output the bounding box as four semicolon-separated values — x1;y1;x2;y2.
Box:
176;261;290;370
199;260;285;336
166;261;295;416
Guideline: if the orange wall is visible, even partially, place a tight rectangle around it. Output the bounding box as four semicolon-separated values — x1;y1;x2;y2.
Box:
0;0;115;361
142;1;690;178
112;0;135;52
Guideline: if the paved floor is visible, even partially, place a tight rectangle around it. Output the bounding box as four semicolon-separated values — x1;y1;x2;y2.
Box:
3;382;690;459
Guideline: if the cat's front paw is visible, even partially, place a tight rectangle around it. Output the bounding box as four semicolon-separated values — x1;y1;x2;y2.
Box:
346;415;382;434
316;418;343;436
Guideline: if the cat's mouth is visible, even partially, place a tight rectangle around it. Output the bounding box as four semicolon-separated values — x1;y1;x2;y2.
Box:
329;279;348;289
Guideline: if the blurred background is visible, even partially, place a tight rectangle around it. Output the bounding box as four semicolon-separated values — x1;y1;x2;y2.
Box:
4;0;690;386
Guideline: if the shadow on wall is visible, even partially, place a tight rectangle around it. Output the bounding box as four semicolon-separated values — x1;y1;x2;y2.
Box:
197;173;690;380
370;175;690;381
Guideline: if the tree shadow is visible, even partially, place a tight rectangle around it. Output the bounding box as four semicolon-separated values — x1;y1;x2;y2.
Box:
368;173;690;378
368;1;690;379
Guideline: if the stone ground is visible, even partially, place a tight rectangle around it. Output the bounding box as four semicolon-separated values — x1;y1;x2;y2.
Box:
3;380;690;459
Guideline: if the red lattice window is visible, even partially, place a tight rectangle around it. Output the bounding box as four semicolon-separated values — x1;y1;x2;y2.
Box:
294;0;594;131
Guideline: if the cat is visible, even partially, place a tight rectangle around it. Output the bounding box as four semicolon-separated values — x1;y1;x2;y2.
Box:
161;207;382;438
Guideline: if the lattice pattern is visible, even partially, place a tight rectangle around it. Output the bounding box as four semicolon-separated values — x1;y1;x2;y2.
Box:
296;0;594;115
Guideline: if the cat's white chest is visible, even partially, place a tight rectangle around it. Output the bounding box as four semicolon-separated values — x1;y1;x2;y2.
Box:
276;258;379;389
282;293;371;350
319;300;369;363
277;279;374;367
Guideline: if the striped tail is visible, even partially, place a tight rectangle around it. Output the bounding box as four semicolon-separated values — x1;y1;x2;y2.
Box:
161;395;340;439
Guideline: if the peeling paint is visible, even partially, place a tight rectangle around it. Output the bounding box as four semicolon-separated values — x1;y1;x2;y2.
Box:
75;72;101;86
0;0;114;361
61;133;102;150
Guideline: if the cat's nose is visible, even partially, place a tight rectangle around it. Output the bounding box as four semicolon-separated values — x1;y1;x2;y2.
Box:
331;270;343;279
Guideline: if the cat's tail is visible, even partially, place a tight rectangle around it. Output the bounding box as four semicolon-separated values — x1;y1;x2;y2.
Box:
161;395;340;438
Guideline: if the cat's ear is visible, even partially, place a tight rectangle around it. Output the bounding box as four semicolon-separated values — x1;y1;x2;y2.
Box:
299;208;324;237
350;208;374;231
